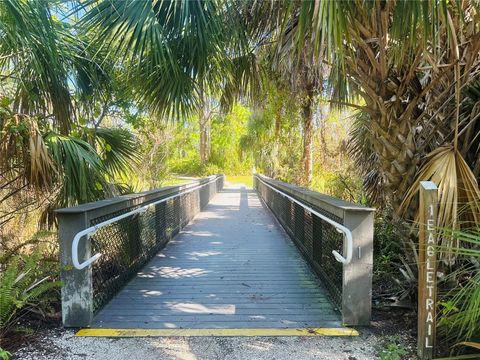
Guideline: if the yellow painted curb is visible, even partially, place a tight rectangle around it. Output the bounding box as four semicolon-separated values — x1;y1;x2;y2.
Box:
76;327;359;337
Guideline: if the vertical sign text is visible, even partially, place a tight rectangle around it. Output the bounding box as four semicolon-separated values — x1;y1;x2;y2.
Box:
418;181;438;359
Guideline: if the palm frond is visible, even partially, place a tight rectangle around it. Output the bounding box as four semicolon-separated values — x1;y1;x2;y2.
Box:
45;133;110;206
0;0;76;133
400;146;480;263
90;127;140;176
347;111;386;206
81;0;237;119
0;113;55;190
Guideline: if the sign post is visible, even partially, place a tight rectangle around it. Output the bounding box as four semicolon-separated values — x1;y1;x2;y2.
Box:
417;181;438;359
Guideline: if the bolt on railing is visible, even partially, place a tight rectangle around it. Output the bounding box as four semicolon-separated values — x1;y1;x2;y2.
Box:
254;174;375;326
56;175;224;327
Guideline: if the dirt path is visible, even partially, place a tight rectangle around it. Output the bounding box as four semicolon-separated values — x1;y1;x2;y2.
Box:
13;328;389;360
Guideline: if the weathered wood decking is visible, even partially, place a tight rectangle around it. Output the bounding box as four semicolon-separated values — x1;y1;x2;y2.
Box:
92;184;342;329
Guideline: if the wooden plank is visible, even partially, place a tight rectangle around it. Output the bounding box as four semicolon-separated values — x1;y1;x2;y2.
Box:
136;273;318;277
122;286;322;291
95;314;341;323
129;280;324;284
135;273;317;278
97;309;337;317
102;303;334;311
92;321;344;329
106;297;332;305
118;287;325;293
110;294;330;301
107;299;331;307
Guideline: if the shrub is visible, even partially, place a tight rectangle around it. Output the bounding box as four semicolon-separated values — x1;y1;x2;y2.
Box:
373;212;408;277
0;251;60;332
378;335;411;360
438;228;480;344
0;348;10;360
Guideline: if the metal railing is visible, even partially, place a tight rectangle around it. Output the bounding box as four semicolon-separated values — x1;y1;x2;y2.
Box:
254;173;375;325
72;177;220;270
57;175;224;327
255;176;353;265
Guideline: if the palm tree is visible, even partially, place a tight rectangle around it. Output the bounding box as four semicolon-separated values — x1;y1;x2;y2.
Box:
274;44;324;186
81;0;239;115
80;0;261;167
78;1;480;254
0;0;77;134
228;0;479;260
0;0;139;230
239;82;303;181
226;1;324;186
279;1;480;259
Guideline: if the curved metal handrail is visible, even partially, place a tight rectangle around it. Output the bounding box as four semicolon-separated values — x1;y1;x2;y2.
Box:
255;175;353;265
72;177;221;270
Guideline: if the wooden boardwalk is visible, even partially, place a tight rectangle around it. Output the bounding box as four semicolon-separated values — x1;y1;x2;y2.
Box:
92;184;342;330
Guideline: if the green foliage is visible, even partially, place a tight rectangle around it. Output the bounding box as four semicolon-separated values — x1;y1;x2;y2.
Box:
0;230;56;267
311;107;364;201
129;103;252;186
373;213;406;277
0;0;113;133
377;335;413;360
209;104;252;175
81;0;253;118
225;176;254;188
0;348;10;360
162;121;206;178
438;228;480;343
91;128;141;178
170;159;222;178
46;133;109;205
0;111;139;208
0;0;141;232
380;343;408;360
240;85;303;181
0;251;60;331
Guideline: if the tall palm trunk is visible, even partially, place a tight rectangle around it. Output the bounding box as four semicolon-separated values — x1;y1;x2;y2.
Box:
343;5;423;209
301;86;314;186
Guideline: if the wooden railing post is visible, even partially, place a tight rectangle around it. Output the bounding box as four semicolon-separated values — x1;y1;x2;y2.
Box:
418;181;438;359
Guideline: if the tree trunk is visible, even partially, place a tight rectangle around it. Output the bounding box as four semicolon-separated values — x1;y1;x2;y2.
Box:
199;115;210;164
301;88;314;187
199;85;211;165
345;6;423;210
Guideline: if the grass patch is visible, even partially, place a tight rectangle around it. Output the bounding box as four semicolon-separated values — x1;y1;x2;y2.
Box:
161;177;199;186
225;175;254;188
161;175;254;188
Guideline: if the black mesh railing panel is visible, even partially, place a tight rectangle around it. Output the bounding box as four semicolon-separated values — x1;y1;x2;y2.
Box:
255;177;343;307
89;177;221;312
294;203;305;246
304;210;313;255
